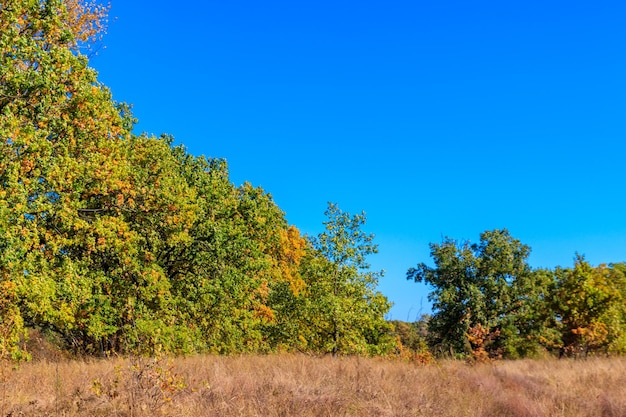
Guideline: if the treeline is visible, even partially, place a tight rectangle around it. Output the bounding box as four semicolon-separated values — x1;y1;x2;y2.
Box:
0;0;393;360
405;229;626;360
3;1;625;363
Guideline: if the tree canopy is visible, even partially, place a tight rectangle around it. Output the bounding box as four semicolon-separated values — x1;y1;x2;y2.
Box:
0;0;394;360
2;0;625;363
408;230;626;360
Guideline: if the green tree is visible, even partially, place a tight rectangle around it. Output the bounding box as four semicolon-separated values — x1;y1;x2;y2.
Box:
2;0;203;356
501;267;560;358
65;134;199;354
163;148;303;354
407;229;539;358
300;203;393;355
0;0;128;358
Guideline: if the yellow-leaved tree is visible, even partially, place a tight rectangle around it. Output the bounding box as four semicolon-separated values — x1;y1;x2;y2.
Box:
552;256;626;357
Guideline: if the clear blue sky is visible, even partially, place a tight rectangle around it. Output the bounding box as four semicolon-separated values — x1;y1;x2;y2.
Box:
91;0;626;322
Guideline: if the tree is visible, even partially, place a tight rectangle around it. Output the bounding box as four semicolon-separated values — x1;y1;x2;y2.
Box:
407;229;537;358
0;0;128;358
161;148;308;354
299;203;393;355
389;315;430;355
2;1;211;356
64;134;199;354
552;256;626;357
501;267;560;358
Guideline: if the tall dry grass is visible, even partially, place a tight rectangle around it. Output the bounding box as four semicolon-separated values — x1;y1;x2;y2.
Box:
1;354;626;416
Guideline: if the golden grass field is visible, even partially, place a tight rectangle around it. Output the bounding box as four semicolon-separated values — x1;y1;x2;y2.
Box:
2;353;626;417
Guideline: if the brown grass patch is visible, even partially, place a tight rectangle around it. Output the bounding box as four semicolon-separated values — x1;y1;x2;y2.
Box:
1;355;626;416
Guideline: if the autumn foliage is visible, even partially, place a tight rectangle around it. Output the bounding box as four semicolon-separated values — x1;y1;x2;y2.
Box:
2;0;625;363
0;0;393;360
408;230;626;360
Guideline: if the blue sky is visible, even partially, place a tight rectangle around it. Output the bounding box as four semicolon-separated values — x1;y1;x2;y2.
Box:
91;1;626;321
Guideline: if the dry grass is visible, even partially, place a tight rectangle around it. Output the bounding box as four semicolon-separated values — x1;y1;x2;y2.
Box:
2;354;626;416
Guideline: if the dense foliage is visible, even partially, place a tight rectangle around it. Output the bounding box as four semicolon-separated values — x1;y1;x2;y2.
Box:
0;0;392;360
408;230;626;359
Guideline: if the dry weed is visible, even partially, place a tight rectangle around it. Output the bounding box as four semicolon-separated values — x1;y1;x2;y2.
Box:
1;355;626;416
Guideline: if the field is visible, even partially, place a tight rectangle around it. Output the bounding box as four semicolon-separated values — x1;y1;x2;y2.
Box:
2;354;626;417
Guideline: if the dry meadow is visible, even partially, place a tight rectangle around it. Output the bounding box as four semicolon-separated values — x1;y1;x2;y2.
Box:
1;354;626;416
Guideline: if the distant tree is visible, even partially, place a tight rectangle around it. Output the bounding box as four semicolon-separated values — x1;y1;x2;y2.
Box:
390;315;430;353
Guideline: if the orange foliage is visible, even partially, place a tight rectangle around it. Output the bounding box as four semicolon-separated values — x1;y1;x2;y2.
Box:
63;0;110;45
276;226;306;295
254;304;275;323
467;324;502;363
